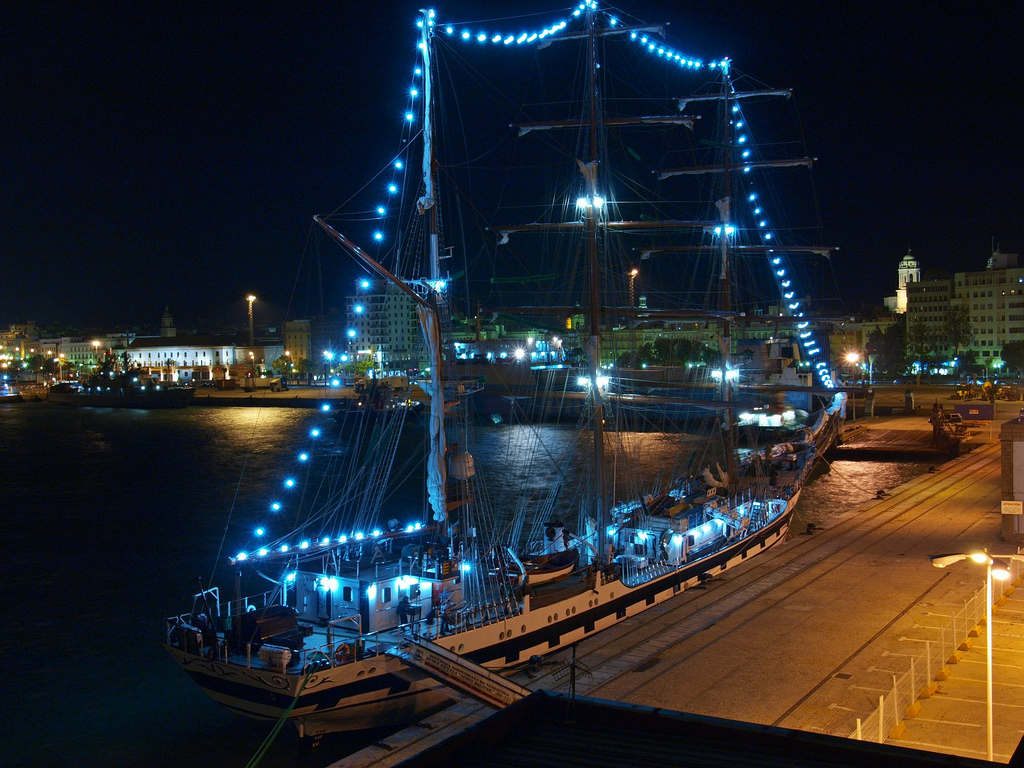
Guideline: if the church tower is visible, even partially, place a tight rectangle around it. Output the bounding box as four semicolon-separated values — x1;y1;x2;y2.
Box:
895;250;920;314
160;306;177;338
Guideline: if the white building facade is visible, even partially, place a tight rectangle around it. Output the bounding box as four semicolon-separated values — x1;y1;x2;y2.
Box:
347;284;424;373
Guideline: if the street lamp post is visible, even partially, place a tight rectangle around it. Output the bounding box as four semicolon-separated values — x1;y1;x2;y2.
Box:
844;351;860;386
246;294;256;348
323;351;333;392
628;268;639;361
931;550;1024;761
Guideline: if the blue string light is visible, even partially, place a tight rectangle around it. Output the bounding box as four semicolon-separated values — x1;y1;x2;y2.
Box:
729;99;832;388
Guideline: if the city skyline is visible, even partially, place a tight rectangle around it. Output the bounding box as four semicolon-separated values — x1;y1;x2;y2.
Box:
3;2;1020;328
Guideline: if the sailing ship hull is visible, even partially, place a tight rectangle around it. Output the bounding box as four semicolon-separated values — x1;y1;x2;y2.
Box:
167;489;800;735
166;648;453;735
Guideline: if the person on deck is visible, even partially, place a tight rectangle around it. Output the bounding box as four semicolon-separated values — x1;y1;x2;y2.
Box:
397;595;412;627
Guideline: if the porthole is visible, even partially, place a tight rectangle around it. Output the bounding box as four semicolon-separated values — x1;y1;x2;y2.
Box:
499;631;505;640
521;624;526;633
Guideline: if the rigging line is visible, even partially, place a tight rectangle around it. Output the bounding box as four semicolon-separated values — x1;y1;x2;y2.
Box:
321;129;424;218
283;222;315;327
209;406;268;587
787;92;846;309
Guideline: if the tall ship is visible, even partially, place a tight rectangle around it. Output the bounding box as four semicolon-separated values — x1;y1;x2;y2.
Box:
165;4;846;737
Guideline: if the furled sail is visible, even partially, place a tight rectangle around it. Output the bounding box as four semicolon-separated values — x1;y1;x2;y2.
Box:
417;303;447;521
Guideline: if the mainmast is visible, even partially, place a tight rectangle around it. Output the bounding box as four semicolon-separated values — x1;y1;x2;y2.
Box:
583;6;607;565
717;61;737;488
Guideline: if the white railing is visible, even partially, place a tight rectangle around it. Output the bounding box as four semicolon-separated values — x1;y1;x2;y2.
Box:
850;556;1024;743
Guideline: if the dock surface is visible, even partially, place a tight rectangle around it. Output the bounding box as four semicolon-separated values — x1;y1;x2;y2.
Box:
833;423;958;459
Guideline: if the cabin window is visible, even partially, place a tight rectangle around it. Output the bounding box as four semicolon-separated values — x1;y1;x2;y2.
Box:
383;587;392;604
343;586;352;603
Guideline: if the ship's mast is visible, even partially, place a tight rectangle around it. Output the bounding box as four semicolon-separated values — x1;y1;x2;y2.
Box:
419;9;440;281
583;7;607;565
718;61;737;488
417;9;449;523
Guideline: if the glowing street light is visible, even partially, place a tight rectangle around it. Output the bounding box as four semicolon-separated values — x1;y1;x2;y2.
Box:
246;294;256;348
931;550;1024;760
323;351;334;390
845;351;861;385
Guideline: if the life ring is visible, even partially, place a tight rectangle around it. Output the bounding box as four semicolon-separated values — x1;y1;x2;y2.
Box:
334;643;352;665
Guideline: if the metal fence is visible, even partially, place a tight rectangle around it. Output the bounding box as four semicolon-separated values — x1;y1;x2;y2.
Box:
850;554;1024;742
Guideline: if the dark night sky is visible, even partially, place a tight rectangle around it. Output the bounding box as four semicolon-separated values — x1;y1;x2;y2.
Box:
3;1;1021;330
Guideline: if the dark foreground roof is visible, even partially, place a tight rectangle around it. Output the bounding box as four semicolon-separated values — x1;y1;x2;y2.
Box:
393;691;1011;768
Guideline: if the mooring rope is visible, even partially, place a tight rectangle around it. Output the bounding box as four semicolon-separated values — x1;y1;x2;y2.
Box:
244;663;316;768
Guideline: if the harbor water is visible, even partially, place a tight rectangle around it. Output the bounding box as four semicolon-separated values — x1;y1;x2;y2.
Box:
3;401;929;767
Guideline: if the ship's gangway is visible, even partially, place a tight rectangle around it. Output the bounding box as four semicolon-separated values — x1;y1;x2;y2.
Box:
394;636;531;708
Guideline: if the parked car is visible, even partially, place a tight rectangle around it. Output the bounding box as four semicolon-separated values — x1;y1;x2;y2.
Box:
997;386;1019;401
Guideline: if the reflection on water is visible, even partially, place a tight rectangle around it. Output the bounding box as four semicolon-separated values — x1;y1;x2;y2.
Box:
468;424;710;521
793;459;931;530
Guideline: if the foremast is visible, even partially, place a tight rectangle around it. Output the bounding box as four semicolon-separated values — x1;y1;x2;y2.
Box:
416;9;449;525
316;10;451;528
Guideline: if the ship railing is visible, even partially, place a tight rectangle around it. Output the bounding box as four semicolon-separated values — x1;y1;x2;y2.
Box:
167;584;226;654
222;589;277;621
190;586;222;620
231;613;385;672
327;613;362;647
169;591;389;671
439;598;521;636
848;554;1024;743
621;560;675;588
235;631;389;672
